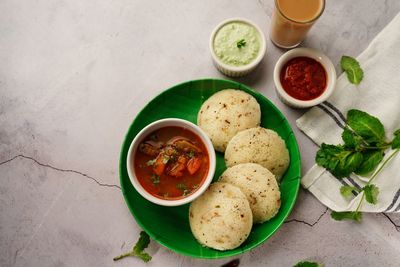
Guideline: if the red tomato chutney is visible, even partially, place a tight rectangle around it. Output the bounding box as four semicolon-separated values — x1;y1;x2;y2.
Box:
134;126;209;200
280;56;327;101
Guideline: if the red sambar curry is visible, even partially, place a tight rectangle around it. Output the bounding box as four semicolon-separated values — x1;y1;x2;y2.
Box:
134;126;209;200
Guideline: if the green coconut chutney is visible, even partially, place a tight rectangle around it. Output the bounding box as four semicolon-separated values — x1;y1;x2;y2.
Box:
213;22;261;66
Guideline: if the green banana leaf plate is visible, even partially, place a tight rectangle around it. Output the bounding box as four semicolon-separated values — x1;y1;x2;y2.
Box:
119;78;301;259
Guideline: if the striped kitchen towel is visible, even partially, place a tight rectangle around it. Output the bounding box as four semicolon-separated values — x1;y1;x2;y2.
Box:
296;12;400;213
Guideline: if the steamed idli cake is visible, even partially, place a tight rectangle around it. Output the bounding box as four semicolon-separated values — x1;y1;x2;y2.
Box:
225;127;289;180
197;89;261;152
219;163;281;223
189;182;252;250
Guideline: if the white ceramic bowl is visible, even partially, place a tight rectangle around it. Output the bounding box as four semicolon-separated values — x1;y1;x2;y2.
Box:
273;47;337;108
210;18;266;77
126;118;216;206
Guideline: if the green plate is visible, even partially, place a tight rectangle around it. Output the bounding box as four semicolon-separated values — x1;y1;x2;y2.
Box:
119;79;301;259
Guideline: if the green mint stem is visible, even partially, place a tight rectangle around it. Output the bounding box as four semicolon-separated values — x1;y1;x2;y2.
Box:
368;149;399;184
355;149;399;213
361;144;392;150
113;252;133;261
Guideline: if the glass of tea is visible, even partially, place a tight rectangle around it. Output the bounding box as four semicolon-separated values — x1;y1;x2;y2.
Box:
270;0;325;49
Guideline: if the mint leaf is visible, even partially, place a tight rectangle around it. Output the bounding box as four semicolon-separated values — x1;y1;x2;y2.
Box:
331;211;362;222
113;231;152;262
340;185;360;198
293;261;323;267
343;152;363;175
341;55;364;84
332;151;363;178
392;129;400;149
316;144;363;178
342;128;364;149
355;150;384;176
316;144;345;172
342;128;356;148
363;184;379;204
347;109;385;144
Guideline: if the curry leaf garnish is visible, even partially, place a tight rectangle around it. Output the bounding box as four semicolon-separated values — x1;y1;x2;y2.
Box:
236;39;246;48
146;159;156;166
315;109;400;222
176;183;187;190
341;55;364;85
113;231;152;262
151;174;160;184
162;155;169;164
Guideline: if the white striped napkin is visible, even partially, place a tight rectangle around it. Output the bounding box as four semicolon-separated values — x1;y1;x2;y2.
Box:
296;12;400;213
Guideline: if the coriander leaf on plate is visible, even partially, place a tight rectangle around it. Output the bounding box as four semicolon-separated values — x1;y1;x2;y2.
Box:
363;184;379;204
113;231;152;262
236;39;246;48
341;55;364;84
355;150;384;176
392;129;400;149
331;211;362;222
293;261;323;267
340;185;360;198
346;109;385;144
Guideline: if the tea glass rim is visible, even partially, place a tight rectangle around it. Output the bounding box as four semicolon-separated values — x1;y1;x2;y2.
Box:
274;0;326;25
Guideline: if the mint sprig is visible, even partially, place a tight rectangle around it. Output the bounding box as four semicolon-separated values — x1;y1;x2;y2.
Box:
315;109;400;221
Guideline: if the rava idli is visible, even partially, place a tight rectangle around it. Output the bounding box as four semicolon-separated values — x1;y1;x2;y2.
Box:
219;163;281;223
197;89;261;152
189;182;252;251
225;127;290;180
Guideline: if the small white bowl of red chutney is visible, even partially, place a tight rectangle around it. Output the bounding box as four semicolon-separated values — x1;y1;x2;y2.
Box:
126;118;216;207
273;47;336;108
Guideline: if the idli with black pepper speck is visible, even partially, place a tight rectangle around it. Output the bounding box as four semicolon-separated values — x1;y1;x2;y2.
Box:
189;182;252;251
225;127;290;180
197;89;261;152
219;163;281;223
